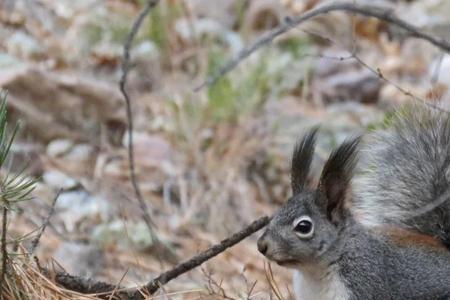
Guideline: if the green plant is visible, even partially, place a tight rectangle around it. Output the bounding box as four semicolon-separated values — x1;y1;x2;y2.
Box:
0;91;36;293
0;93;36;206
205;47;278;123
145;1;183;57
277;36;310;59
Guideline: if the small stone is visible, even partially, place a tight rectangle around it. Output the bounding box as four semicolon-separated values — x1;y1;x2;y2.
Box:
53;242;103;277
6;31;46;59
175;18;243;55
43;170;78;189
47;139;74;158
0;53;23;69
92;220;153;250
56;191;109;232
65;144;94;162
130;221;154;249
122;132;171;167
321;69;382;103
132;41;159;61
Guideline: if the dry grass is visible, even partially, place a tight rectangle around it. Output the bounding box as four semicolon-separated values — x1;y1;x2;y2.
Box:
3;249;98;299
1;247;293;299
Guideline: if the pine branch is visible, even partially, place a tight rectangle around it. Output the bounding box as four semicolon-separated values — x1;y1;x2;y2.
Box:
0;207;7;294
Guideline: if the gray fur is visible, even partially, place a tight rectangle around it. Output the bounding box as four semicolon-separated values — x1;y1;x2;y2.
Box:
258;110;450;299
337;218;450;299
353;105;450;247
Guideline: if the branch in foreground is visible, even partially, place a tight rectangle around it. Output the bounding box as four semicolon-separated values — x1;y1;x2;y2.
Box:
134;216;271;297
195;1;450;91
0;207;7;294
30;189;61;254
54;216;271;299
119;0;160;234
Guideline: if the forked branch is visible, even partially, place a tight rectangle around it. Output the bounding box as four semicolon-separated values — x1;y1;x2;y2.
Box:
195;1;450;90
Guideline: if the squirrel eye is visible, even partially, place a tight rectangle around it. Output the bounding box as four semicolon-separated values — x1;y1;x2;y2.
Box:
293;216;314;239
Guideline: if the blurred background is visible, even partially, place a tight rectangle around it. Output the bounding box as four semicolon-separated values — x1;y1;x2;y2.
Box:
1;0;450;298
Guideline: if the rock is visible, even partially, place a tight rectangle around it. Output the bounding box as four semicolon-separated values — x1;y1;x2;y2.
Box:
51;0;98;20
63;4;130;61
318;69;382;103
55;190;110;232
132;41;159;61
185;0;238;28
43;170;78;190
122;132;172;168
92;220;154;250
0;53;24;69
6;31;46;59
175;18;243;55
0;67;124;142
91;220;124;248
64;144;94;162
47;139;74;158
53;242;103;277
127;41;161;92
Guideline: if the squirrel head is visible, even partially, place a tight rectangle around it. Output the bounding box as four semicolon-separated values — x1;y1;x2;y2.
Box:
257;128;360;268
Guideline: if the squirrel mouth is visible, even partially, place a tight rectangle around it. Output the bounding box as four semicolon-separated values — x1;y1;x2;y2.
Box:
274;259;299;266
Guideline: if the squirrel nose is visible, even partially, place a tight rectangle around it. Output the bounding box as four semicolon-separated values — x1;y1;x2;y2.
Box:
257;238;268;255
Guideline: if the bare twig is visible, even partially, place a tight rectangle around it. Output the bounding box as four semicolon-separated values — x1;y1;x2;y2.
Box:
53;216;271;299
301;24;450;113
53;272;117;295
202;268;235;300
135;216;271;297
119;0;160;234
351;54;450;113
30;189;61;255
195;1;450;91
0;207;7;293
264;262;284;300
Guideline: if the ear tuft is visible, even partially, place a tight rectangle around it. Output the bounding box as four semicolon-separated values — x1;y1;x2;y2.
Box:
291;127;319;194
319;136;361;222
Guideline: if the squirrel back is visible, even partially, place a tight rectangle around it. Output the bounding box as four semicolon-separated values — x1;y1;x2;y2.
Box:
353;104;450;248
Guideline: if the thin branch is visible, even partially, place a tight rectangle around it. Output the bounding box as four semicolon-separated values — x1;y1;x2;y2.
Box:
135;216;271;297
53;216;271;299
195;1;450;91
119;0;160;234
29;189;61;255
53;272;117;295
301;25;450;113
351;54;450;113
0;207;7;293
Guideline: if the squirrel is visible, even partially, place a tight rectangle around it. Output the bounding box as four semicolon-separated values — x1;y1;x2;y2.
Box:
257;104;450;300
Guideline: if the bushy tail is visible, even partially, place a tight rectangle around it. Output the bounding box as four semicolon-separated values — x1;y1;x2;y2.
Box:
353;103;450;247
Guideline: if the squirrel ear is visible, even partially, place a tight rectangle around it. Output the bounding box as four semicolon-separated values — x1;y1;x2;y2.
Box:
291;127;319;195
318;136;360;223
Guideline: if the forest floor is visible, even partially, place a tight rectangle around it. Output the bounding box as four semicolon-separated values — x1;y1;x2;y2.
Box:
1;0;450;298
